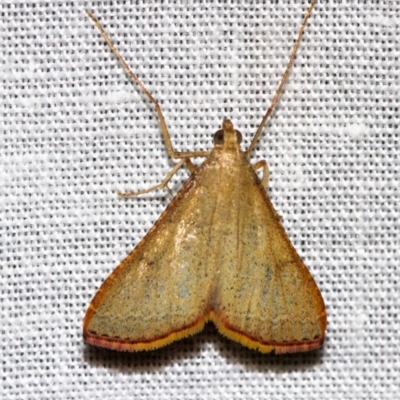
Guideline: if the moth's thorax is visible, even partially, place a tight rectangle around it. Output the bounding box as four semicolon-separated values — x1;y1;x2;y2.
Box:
208;142;247;178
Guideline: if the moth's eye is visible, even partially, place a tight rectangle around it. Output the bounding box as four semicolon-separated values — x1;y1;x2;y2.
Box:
213;129;224;145
235;130;243;144
213;129;243;145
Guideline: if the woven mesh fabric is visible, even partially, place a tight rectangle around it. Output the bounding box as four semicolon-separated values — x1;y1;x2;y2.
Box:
2;1;399;399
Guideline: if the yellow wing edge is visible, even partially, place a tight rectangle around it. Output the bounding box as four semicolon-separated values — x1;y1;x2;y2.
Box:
83;311;208;352
83;310;326;354
211;311;327;354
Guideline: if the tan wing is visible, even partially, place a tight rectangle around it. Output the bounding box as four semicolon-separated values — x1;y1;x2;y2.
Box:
84;146;326;353
209;154;327;354
83;158;222;351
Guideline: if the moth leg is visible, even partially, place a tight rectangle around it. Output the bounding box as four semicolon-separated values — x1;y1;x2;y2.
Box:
118;158;194;198
253;160;282;220
252;160;269;188
184;158;196;173
87;13;210;160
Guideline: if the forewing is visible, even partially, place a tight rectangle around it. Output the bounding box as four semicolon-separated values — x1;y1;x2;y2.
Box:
212;161;327;354
83;164;218;351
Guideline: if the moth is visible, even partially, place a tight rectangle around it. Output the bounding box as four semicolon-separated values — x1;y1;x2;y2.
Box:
84;0;327;354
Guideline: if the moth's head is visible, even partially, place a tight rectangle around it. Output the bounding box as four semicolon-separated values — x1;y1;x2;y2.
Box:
213;118;242;150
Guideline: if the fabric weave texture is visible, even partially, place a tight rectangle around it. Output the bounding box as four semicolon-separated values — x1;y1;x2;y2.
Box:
2;1;399;399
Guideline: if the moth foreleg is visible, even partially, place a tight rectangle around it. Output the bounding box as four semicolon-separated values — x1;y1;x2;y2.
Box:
252;160;269;189
118;158;192;198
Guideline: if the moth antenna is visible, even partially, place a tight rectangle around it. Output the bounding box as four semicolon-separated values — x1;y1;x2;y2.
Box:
87;11;209;159
246;0;316;156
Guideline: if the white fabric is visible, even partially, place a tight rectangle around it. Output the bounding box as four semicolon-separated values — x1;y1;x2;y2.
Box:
2;1;399;399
